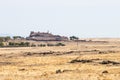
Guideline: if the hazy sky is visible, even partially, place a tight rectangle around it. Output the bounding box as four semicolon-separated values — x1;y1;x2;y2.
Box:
0;0;120;38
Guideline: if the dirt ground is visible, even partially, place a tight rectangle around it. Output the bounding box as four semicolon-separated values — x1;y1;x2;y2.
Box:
0;39;120;80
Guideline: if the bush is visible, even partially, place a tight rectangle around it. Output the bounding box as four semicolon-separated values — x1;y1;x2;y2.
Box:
47;43;66;47
0;42;4;47
19;42;24;46
55;43;65;46
47;44;55;46
31;44;36;47
25;42;30;46
9;42;15;46
38;44;46;47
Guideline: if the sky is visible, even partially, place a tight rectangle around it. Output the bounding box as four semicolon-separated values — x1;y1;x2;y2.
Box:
0;0;120;38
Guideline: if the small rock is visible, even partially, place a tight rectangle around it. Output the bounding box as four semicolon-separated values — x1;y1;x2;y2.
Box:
102;70;108;73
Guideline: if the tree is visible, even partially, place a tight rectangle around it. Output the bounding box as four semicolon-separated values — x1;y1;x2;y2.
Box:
0;37;4;42
70;36;79;40
4;36;11;41
0;36;11;42
13;36;22;40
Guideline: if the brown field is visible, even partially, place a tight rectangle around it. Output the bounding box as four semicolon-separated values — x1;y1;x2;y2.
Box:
0;39;120;80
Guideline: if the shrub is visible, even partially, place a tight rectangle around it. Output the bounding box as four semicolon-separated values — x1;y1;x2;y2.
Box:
19;42;24;46
31;44;36;47
0;42;4;47
25;42;30;47
38;44;46;47
56;43;65;46
70;59;92;63
56;69;62;74
47;44;55;46
9;42;15;46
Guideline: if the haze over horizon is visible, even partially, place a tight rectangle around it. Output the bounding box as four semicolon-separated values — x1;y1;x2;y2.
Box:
0;0;120;38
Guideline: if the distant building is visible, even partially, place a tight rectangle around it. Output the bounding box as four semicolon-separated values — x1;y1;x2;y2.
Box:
26;31;68;41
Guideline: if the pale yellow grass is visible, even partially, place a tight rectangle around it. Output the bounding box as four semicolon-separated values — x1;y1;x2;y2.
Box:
0;41;120;80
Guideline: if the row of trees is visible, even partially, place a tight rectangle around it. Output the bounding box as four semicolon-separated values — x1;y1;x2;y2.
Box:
0;42;30;47
8;42;30;47
0;36;79;42
0;42;66;47
0;36;11;42
0;36;24;42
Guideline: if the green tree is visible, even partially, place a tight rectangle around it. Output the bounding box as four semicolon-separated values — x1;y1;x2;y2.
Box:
70;36;79;40
13;36;22;40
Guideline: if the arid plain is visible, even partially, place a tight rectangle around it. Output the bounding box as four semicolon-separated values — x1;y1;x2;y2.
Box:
0;39;120;80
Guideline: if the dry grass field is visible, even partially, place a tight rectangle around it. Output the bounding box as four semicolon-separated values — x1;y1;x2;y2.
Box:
0;39;120;80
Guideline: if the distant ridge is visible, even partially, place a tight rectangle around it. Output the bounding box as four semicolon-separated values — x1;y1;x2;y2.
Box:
26;31;68;41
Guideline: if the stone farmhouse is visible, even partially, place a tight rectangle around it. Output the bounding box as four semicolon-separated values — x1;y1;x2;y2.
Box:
26;31;68;41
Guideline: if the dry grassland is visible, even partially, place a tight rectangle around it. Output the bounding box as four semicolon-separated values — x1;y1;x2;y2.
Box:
0;40;120;80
